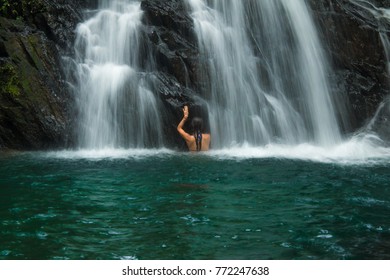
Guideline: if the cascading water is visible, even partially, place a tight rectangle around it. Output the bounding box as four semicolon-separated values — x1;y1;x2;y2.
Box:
186;0;345;148
72;0;163;149
68;0;388;153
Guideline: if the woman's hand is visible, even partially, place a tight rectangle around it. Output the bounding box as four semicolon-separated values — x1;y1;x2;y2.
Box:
177;105;190;135
183;106;189;119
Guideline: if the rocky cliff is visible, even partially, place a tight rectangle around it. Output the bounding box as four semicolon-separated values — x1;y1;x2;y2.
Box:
0;0;95;149
0;0;389;150
309;0;389;133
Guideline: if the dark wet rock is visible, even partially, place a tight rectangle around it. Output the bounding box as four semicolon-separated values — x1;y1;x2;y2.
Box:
0;0;87;149
147;72;200;148
140;0;209;149
0;17;70;149
366;97;390;143
141;0;199;88
308;0;389;130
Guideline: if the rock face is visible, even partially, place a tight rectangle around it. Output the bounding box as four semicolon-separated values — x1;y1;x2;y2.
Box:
139;0;209;148
0;0;389;150
308;0;389;132
0;17;67;149
0;0;100;149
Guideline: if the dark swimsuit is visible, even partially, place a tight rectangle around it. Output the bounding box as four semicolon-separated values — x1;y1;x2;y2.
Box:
195;130;202;151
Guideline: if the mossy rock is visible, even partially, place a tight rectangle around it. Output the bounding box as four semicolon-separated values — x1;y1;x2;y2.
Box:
0;63;21;97
0;16;71;150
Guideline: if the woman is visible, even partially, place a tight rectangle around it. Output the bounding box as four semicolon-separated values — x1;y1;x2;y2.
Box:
177;106;211;151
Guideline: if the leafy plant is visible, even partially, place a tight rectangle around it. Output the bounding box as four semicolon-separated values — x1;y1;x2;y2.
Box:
0;0;19;18
0;0;45;19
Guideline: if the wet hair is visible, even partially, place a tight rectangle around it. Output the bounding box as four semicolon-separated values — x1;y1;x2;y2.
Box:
191;117;203;151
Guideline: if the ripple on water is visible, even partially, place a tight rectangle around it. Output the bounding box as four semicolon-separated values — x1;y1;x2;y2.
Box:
108;230;122;235
79;220;92;225
33;213;57;220
316;234;333;239
118;255;138;260
180;214;210;225
281;242;292;248
363;223;386;232
349;197;389;208
1;250;11;256
36;231;48;240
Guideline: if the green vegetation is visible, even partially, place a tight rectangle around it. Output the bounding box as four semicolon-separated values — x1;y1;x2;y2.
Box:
0;63;21;97
0;0;45;19
0;0;18;18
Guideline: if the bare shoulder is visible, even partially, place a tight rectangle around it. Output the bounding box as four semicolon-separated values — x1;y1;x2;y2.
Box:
178;128;193;143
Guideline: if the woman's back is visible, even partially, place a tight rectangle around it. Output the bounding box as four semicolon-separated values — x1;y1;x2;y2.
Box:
177;106;211;152
187;133;211;152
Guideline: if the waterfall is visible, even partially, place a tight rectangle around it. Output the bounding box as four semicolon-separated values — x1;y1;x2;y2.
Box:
69;0;357;151
186;0;344;148
72;0;163;149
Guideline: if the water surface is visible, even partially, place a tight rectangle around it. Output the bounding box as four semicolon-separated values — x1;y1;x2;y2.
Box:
1;146;389;260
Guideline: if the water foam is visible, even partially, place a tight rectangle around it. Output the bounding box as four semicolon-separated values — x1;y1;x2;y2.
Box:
35;134;390;165
207;134;390;164
43;148;174;160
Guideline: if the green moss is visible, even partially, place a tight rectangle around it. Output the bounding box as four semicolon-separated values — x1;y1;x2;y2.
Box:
24;34;45;70
6;83;19;96
0;63;21;97
27;34;38;46
20;74;32;94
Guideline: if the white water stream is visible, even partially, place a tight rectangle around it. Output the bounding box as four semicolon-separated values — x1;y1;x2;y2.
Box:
73;0;163;149
186;0;344;148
